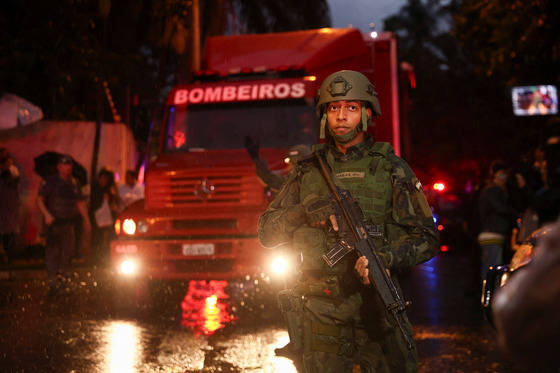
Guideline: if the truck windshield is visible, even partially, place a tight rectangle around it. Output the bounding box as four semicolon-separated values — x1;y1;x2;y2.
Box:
163;99;317;152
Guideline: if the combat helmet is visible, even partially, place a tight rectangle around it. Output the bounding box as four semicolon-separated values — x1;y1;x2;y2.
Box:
284;144;311;165
316;70;381;139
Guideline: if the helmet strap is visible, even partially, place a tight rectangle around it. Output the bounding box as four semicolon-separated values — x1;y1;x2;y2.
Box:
328;126;360;144
320;113;327;139
361;103;368;132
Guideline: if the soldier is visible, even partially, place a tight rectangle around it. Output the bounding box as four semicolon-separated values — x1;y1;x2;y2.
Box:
37;154;91;295
258;70;440;372
245;135;311;192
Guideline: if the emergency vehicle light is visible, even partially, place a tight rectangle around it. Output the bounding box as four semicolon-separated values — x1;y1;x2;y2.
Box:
193;69;221;81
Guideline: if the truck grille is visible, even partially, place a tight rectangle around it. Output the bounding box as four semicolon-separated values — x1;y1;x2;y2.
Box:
145;172;265;209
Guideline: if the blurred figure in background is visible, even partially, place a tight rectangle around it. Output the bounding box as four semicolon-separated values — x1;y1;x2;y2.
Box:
477;164;518;281
534;133;560;227
37;154;91;295
492;217;560;372
244;135;310;192
89;167;119;266
463;159;504;295
0;147;21;277
118;169;144;210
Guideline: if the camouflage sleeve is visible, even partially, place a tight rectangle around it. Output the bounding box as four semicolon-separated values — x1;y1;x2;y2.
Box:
380;156;441;269
253;157;285;192
257;168;307;248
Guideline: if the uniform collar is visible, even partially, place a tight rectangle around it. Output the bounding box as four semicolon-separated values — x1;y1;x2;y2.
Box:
326;134;374;161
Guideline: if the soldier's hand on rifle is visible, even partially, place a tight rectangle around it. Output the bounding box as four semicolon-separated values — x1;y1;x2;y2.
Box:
355;256;391;286
302;195;338;230
309;214;339;230
355;256;371;285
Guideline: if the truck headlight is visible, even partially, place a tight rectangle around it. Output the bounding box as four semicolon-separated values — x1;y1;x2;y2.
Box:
120;260;136;275
271;257;288;274
122;219;136;235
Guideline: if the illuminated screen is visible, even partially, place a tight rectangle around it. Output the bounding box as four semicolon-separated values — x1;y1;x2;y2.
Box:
511;85;558;116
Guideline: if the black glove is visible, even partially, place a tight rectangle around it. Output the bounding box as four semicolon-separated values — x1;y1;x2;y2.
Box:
302;194;336;226
244;136;260;159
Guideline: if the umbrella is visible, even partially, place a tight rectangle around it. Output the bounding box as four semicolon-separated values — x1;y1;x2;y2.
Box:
33;151;88;185
0;92;44;129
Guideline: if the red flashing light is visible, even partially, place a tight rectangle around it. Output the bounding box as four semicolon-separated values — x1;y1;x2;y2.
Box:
277;65;305;74
194;69;220;79
433;183;446;191
437;224;444;231
440;245;450;252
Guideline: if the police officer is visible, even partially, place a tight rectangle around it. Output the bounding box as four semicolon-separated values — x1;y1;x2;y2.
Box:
258;70;440;372
37;154;91;295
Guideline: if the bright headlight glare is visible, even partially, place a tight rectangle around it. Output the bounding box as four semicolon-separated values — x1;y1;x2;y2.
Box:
122;219;136;235
271;257;288;274
120;260;136;275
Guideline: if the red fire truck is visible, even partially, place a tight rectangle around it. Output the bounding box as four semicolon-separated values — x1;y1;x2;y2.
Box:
110;28;410;284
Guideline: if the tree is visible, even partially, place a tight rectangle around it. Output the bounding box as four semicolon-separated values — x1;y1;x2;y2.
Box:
455;0;559;167
455;0;560;85
0;0;330;124
383;0;483;187
383;0;558;188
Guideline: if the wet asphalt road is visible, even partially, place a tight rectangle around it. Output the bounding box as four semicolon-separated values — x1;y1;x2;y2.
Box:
0;244;531;373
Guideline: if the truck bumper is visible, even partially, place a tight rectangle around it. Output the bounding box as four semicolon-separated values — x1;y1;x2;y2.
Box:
110;236;276;281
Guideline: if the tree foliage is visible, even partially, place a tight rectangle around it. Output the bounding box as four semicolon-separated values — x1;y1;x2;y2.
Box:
455;0;560;85
0;0;330;124
384;0;558;187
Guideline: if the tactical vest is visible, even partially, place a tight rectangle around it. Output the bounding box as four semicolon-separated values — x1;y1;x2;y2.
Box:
296;141;395;274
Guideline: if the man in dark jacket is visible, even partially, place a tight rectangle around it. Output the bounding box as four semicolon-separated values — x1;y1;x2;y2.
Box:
37;154;91;294
477;166;517;281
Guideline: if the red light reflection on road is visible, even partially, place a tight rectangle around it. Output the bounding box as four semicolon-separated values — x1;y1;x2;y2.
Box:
180;280;236;335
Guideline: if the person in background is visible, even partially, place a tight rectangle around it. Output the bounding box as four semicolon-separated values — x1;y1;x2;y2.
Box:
492;217;560;372
89;167;119;266
37;154;91;295
244;135;311;193
244;137;311;358
118;169;144;210
258;70;440;372
462;159;505;296
534;133;560;227
0;148;21;278
477;164;518;282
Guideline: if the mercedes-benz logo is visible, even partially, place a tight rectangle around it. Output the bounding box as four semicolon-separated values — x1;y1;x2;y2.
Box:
194;179;215;200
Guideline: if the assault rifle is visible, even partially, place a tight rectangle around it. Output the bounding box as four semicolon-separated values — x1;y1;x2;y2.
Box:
300;150;414;349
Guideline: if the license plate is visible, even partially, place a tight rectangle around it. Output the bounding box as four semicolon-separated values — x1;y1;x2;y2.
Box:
114;244;138;254
182;243;215;256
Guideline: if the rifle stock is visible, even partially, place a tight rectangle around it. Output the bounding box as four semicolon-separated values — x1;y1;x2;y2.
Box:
302;150;415;350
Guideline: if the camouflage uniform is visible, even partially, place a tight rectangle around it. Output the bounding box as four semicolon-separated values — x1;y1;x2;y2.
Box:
258;134;440;373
